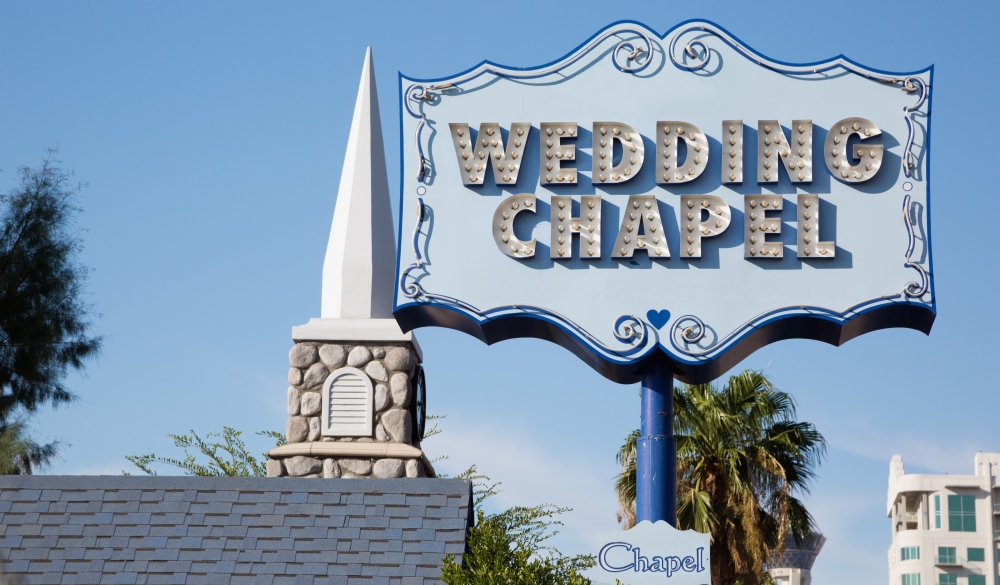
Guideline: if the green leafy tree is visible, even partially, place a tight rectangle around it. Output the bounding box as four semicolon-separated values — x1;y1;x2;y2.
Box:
126;413;450;477
613;370;826;585
0;152;102;474
440;465;595;585
126;427;284;477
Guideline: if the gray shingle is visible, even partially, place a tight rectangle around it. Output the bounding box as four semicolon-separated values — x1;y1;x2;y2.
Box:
377;563;415;577
179;548;222;563
303;492;341;505
22;534;59;548
282;492;309;505
0;535;22;549
276;502;325;516
443;542;466;555
369;539;403;553
103;501;141;514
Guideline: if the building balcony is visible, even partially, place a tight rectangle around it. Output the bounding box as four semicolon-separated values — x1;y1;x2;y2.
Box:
935;555;961;566
993;504;1000;514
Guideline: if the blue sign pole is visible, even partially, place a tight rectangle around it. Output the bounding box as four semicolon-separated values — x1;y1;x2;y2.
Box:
636;360;676;526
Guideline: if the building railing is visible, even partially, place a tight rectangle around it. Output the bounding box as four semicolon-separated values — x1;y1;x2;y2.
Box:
935;555;960;565
993;503;1000;514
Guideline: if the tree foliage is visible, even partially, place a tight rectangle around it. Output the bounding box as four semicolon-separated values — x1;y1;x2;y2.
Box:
0;419;58;475
614;370;826;585
125;427;285;477
0;152;101;474
440;465;595;585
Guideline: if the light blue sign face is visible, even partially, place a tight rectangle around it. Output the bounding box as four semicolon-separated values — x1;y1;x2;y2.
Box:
593;521;710;585
394;20;933;383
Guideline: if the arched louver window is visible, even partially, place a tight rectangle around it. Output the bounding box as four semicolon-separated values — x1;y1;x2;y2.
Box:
408;365;427;441
321;367;373;437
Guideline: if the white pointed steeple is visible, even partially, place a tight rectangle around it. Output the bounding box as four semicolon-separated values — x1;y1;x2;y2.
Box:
322;46;395;319
293;47;418;353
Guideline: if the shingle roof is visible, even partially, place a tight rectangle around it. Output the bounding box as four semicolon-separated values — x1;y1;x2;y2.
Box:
0;475;472;585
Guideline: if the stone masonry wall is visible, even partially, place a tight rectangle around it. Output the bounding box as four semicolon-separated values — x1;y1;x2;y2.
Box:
269;341;424;480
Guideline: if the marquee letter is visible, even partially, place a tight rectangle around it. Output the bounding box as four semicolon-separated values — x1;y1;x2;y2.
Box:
551;196;601;259
491;194;536;259
593;122;643;184
722;120;743;184
656;121;708;184
611;196;670;259
680;195;731;258
824;117;883;182
744;195;784;258
540;122;578;185
797;194;835;258
449;122;530;186
758;120;812;183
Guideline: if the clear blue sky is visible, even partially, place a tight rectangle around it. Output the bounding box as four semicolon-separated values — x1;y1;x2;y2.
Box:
1;2;996;584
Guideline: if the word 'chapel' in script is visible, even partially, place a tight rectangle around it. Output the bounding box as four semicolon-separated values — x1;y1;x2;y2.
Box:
598;543;707;577
448;118;886;261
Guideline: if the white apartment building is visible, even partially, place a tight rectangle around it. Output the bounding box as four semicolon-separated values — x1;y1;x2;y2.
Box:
888;453;1000;585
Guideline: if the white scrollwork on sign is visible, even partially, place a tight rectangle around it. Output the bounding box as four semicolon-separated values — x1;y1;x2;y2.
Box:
901;193;929;298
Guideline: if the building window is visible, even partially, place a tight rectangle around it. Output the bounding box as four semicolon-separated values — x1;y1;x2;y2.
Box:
937;547;956;564
967;548;985;562
902;574;921;585
937;574;956;585
901;547;921;561
968;576;985;585
321;366;374;437
947;494;976;532
934;494;941;529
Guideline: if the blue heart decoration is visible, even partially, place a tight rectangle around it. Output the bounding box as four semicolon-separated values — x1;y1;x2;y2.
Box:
646;309;671;329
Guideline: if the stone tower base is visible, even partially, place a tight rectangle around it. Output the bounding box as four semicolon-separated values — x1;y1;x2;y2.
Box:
267;319;430;479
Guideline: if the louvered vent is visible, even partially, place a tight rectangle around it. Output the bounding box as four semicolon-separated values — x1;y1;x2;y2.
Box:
321;367;373;437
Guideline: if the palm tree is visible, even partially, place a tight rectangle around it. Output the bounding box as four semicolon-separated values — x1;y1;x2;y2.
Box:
614;370;826;585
